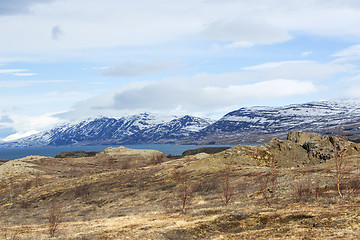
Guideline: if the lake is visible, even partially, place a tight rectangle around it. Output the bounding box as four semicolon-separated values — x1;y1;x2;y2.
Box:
0;144;236;161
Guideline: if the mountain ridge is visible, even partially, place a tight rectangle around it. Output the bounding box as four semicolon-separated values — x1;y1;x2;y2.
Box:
191;98;360;144
1;99;360;147
0;113;215;147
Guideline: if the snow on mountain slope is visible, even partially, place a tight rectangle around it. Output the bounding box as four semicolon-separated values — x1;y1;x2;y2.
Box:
196;99;360;141
0;113;214;147
2;99;360;147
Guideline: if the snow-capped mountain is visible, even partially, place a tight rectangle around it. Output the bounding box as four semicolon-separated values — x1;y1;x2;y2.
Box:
2;99;360;147
194;99;360;143
0;113;215;147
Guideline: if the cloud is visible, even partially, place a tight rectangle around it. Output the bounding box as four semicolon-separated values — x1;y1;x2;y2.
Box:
0;69;28;74
333;44;360;57
301;51;313;57
100;60;179;77
13;72;37;76
0;115;15;139
55;56;355;121
2;0;360;60
0;80;71;88
224;41;254;49
0;112;64;141
0;68;37;76
57;72;319;120
51;25;64;40
241;60;351;80
0;127;16;139
200;19;292;45
108;79;316;112
0;0;54;15
0;115;13;123
2;130;38;142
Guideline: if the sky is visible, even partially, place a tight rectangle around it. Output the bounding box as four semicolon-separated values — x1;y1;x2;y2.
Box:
1;0;360;140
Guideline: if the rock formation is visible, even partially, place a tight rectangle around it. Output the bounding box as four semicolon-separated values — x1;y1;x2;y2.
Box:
188;131;360;171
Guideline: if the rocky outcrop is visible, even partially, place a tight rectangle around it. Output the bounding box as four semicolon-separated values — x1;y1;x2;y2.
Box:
188;132;360;171
287;131;359;161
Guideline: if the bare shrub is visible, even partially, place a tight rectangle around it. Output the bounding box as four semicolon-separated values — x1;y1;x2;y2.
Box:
1;222;22;240
335;148;347;197
150;153;166;165
34;172;44;187
22;180;33;191
222;165;233;204
181;179;193;213
48;200;61;238
167;154;176;159
20;199;31;209
68;166;79;178
256;168;278;206
185;156;197;163
334;148;358;198
292;178;311;202
74;184;91;201
106;157;116;169
193;177;219;193
120;161;131;169
313;181;323;199
8;183;17;202
173;170;195;213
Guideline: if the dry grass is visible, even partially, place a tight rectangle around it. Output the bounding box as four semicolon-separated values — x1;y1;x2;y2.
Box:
0;148;360;239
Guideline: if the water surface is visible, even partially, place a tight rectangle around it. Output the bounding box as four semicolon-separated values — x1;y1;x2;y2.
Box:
0;144;236;161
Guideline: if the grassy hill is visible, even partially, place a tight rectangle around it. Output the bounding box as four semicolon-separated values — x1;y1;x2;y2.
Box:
0;132;360;239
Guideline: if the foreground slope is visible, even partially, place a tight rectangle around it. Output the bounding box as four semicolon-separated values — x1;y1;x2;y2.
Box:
0;132;360;239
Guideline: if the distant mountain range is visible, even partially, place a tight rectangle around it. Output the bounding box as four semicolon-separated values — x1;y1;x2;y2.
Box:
1;99;360;147
192;99;360;144
0;113;215;147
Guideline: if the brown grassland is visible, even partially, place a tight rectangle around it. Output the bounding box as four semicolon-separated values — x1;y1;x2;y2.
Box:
0;134;360;239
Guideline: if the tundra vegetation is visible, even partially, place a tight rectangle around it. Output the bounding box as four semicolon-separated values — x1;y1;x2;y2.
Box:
0;132;360;239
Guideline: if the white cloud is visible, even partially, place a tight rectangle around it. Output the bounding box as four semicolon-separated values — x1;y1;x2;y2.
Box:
57;74;318;121
4;0;360;60
301;51;313;57
0;0;359;70
0;112;64;141
55;57;356;121
241;60;351;81
0;0;54;15
13;72;37;76
0;69;28;74
2;130;39;142
224;41;254;49
0;68;37;76
200;19;292;45
242;61;310;71
100;60;179;77
0;80;71;88
333;44;360;57
0;115;13;123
